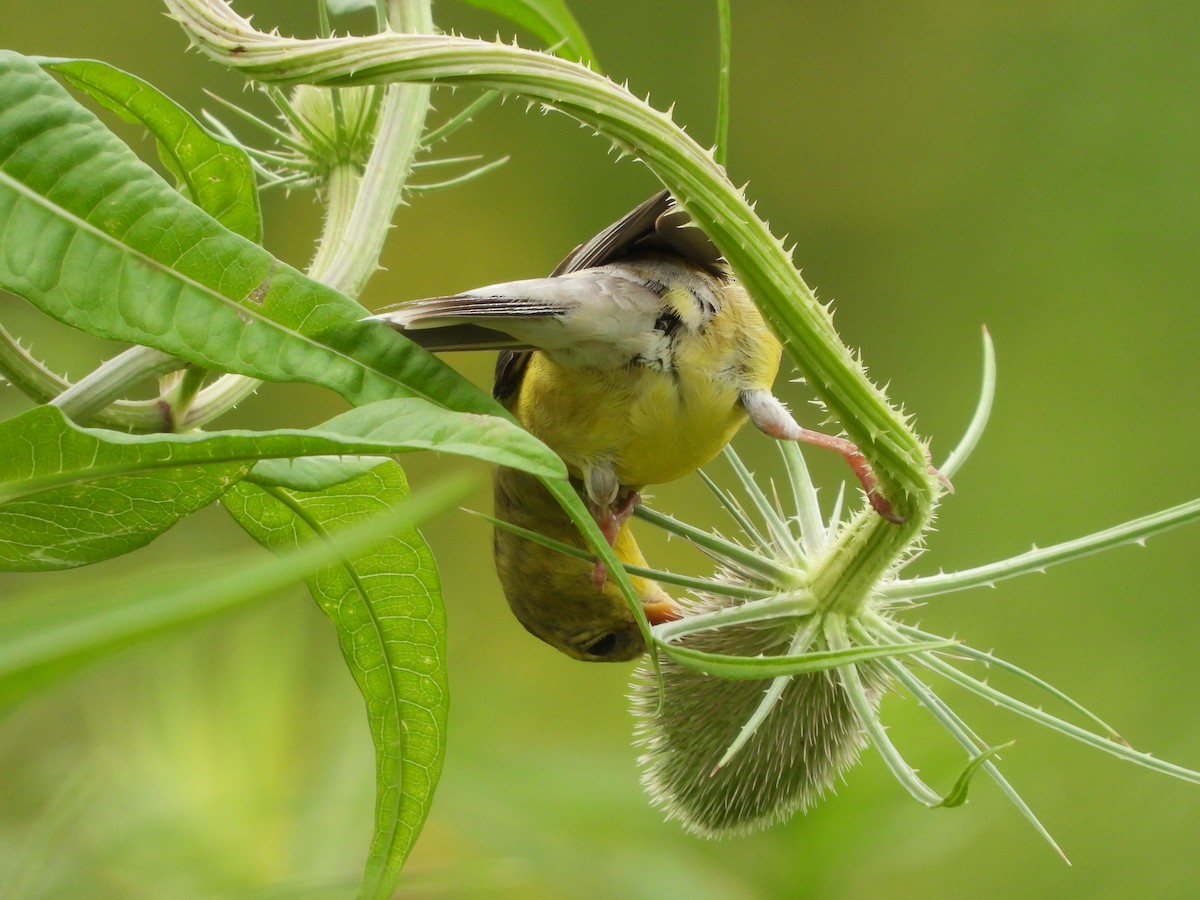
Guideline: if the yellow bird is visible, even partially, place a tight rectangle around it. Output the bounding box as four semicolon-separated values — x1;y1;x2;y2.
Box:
373;191;887;661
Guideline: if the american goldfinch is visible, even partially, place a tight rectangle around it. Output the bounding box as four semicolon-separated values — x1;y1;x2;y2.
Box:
372;190;890;660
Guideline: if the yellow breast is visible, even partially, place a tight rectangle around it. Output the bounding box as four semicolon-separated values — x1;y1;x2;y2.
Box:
511;287;781;488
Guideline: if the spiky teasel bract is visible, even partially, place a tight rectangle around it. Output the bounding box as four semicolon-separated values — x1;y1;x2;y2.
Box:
629;334;1200;853
629;450;929;841
202;81;505;194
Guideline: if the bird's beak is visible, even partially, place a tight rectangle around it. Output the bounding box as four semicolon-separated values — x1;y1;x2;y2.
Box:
641;594;683;625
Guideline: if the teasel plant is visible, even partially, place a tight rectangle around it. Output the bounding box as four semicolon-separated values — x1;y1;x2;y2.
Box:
489;332;1200;856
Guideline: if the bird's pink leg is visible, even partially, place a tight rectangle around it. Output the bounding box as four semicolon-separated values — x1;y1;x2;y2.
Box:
741;389;910;523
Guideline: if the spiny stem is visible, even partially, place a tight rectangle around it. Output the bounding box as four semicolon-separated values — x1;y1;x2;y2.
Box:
874;647;1066;860
826;615;942;806
884;498;1200;602
634;503;799;583
50;346;181;424
916;651;1200;785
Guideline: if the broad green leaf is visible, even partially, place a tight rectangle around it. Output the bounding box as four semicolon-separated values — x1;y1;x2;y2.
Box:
247;455;394;491
0;408;247;572
39;57;263;242
461;0;597;67
658;638;959;681
0;51;497;419
223;464;446;899
0;401;562;571
0;473;472;711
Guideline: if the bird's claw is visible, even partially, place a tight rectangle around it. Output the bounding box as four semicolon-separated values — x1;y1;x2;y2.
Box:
592;559;609;591
588;490;642;592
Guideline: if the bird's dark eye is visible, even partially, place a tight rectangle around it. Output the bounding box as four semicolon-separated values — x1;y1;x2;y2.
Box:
583;632;619;658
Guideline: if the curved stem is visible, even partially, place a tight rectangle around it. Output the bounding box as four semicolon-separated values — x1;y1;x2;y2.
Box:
0;323;172;431
714;0;731;167
50;345;181;423
163;0;935;522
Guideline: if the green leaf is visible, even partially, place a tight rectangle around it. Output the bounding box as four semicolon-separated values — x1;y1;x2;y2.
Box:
461;0;597;67
0;407;247;572
223;464;447;898
39;56;263;242
0;473;473;711
0;401;562;571
0;51;497;419
939;742;1015;808
658;638;959;681
246;455;394;491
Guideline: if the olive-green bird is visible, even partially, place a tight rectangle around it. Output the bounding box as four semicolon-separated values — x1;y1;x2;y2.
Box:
491;464;679;661
372;191;888;661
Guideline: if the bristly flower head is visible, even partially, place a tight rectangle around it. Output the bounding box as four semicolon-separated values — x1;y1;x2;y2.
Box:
281;83;382;172
632;589;891;837
201;83;384;190
629;336;1200;854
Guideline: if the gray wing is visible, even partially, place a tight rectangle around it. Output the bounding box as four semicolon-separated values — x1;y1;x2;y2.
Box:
494;190;724;401
552;189;723;276
374;271;667;368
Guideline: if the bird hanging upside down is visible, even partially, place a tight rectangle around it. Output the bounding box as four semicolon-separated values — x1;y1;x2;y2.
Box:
371;190;897;660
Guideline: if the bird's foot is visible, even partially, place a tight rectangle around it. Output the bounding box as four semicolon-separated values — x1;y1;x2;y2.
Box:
743;389;952;524
591;560;609;591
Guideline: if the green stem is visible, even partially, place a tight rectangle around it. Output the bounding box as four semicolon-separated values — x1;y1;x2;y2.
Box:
634;503;802;584
827;614;943;806
870;638;1065;859
159;366;207;430
811;505;923;618
651;591;817;643
50;345;181;424
0;321;71;406
308;162;364;286
917;651;1200;786
714;0;731;167
174;374;262;430
309;4;433;297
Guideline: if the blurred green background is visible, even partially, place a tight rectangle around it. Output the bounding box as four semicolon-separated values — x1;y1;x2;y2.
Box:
3;2;1199;897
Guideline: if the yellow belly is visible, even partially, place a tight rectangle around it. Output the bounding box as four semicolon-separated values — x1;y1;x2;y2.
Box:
508;280;783;490
513;354;750;488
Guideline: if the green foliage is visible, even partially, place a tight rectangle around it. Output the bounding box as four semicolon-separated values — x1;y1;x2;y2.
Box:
225;464;449;896
39;57;263;242
0;39;561;896
0;401;560;571
0;52;497;417
2;2;1199;896
0;472;473;711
